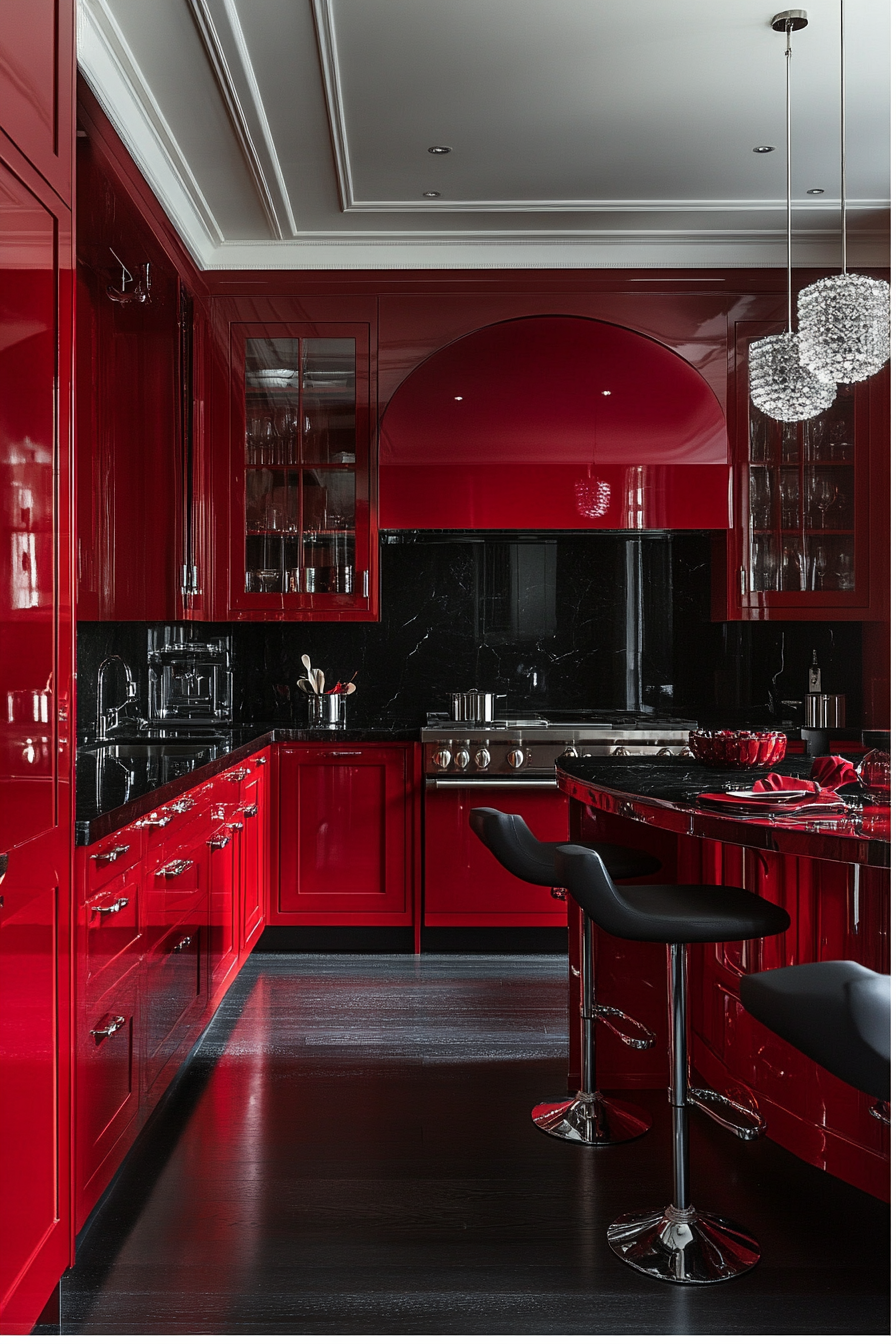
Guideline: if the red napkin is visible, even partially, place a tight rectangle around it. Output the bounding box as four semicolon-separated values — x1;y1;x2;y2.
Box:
809;754;859;789
751;755;857;798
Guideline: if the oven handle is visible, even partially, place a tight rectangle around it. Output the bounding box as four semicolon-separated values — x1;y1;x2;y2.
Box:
426;777;558;789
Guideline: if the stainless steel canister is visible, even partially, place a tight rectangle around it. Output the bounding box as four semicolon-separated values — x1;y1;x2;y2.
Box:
804;692;846;728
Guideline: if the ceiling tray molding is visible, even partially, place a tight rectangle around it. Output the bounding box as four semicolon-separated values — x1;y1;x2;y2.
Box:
186;0;297;240
311;0;354;212
77;0;224;265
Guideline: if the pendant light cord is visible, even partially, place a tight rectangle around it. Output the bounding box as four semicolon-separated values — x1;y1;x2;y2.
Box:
785;19;793;332
840;0;847;273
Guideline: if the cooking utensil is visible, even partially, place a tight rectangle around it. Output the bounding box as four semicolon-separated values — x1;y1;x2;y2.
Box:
313;668;326;693
301;655;313;680
297;677;316;695
448;690;506;724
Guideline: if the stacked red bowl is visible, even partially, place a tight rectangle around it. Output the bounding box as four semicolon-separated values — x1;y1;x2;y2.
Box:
689;729;788;769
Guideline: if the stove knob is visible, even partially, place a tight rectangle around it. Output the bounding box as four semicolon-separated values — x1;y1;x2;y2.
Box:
432;748;452;769
560;746;579;758
454;749;470;770
474;748;491;770
612;746;630;756
507;748;526;770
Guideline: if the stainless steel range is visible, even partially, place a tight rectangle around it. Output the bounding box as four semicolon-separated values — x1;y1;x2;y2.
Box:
422;712;696;784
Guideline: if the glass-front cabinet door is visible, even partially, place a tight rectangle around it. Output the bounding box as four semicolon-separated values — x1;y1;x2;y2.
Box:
229;322;374;618
721;321;886;620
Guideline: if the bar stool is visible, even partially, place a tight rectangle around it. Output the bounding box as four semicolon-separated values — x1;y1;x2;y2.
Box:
469;807;661;1146
556;843;791;1284
741;961;890;1123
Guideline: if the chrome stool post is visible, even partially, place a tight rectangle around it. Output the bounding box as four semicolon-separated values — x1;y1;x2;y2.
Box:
531;906;653;1145
606;944;760;1283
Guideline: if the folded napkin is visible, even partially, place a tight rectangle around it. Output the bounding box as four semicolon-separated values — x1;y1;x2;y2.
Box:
751;754;857;800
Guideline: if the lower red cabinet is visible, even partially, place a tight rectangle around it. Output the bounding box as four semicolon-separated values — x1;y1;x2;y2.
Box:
74;751;270;1231
275;743;416;926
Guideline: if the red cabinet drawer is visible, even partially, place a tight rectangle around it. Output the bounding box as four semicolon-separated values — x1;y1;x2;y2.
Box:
142;922;205;1092
77;970;139;1225
84;865;142;1006
84;826;143;895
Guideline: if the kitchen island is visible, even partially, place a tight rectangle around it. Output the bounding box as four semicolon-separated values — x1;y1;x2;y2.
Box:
556;756;890;1201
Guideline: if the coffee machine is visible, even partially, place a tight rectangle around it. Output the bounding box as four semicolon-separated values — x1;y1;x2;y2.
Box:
147;627;232;732
801;649;845;756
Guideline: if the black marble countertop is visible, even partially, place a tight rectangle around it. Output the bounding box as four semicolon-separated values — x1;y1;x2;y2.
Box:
75;726;418;845
556;757;890;868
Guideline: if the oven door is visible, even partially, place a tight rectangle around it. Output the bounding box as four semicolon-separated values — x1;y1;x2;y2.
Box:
424;777;569;927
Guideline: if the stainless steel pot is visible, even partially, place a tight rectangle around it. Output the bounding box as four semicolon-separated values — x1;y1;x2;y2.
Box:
448;690;506;724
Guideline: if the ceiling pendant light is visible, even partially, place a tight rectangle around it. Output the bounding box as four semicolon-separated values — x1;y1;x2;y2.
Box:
797;0;889;384
749;11;836;422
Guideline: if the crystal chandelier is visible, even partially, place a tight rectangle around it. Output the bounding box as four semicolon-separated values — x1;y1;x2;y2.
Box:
797;0;890;384
749;11;836;422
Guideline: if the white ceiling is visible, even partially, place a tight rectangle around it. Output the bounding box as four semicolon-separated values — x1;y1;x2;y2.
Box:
77;0;890;270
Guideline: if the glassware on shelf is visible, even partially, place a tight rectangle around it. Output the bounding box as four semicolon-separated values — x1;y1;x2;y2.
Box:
810;539;829;591
750;534;779;591
780;420;800;465
749;467;772;529
749;415;769;463
780;469;801;530
833;544;855;591
780;539;806;591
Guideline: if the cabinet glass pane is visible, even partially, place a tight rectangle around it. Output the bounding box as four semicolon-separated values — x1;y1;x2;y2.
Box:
301;339;358;595
746;388;855;594
244;340;299;594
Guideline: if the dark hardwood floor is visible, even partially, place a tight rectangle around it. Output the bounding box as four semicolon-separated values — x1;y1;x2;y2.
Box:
59;954;890;1335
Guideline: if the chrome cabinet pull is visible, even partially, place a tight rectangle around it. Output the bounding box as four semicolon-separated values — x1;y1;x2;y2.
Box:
172;935;193;953
91;843;131;864
91;896;130;916
253;756;267;765
224;768;249;781
227;821;244;832
168;798;196;814
136;814;172;829
156;858;193;878
241;803;258;818
207;833;231;849
327;751;362;757
91;1014;127;1041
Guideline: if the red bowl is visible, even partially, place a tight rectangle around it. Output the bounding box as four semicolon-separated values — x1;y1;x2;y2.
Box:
689;729;788;769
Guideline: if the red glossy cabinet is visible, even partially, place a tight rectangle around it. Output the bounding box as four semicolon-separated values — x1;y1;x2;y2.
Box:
0;26;75;1323
206;298;379;621
714;320;890;621
275;744;415;926
73;752;270;1234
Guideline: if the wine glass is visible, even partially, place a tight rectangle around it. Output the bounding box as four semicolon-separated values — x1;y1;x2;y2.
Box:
811;475;837;529
811;540;829;591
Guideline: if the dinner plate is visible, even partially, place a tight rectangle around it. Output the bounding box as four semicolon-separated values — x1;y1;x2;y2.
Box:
724;789;810;800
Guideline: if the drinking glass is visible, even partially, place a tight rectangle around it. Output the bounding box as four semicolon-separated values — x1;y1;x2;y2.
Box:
833;547;854;591
780;470;800;530
780;540;805;591
810;540;829;591
749;468;772;529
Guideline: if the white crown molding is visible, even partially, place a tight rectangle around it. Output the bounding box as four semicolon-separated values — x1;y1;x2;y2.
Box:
342;197;888;214
311;0;353;211
186;0;297;239
201;228;889;271
77;0;223;263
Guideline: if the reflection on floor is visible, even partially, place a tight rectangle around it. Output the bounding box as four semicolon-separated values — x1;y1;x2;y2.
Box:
61;954;889;1335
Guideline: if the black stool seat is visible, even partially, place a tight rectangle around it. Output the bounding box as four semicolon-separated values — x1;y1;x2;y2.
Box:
556;846;791;944
469;808;661;885
741;960;890;1102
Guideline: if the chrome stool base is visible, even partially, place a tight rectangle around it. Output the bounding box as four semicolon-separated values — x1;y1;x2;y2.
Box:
531;1091;652;1145
607;1204;760;1284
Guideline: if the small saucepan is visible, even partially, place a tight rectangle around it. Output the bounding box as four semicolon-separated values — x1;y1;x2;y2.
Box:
449;690;506;724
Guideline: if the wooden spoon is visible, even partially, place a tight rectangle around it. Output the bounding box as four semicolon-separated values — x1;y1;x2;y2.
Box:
301;654;314;679
313;668;326;693
297;677;316;694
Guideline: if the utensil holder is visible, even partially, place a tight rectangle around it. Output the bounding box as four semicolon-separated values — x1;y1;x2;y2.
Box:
307;693;347;729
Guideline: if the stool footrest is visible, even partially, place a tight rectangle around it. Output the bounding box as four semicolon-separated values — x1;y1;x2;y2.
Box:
592;1003;657;1050
687;1087;767;1140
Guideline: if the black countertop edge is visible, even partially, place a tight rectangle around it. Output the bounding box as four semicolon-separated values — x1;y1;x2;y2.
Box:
555;757;890;868
75;727;418;846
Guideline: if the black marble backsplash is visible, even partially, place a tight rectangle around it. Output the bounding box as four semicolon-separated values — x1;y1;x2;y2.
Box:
77;532;865;736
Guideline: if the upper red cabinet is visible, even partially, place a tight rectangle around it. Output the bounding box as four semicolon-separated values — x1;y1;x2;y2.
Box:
0;0;74;205
206;299;378;620
379;315;730;531
714;321;890;621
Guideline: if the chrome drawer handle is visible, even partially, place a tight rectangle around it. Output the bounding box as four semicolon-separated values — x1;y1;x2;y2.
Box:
224;768;249;781
227;821;244;832
241;803;258;818
91;1014;126;1041
91;843;131;864
168;798;196;814
208;834;231;849
327;751;362;757
156;859;193;878
173;935;193;953
91;896;130;916
253;756;267;765
136;814;172;829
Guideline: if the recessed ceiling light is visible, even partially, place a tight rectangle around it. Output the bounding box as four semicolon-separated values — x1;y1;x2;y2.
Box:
454;396;463;401
428;145;452;154
806;187;825;194
601;390;612;396
753;145;775;154
423;191;441;198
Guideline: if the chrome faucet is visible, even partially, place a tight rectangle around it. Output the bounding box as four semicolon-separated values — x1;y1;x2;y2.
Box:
96;655;147;741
